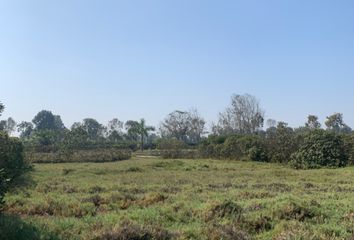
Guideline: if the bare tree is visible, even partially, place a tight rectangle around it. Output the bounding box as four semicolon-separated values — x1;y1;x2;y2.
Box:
159;109;206;144
213;94;264;135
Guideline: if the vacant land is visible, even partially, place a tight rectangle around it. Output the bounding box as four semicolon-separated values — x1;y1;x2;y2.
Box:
3;158;354;239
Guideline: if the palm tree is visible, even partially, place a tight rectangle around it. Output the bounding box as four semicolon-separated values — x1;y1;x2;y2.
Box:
126;119;155;151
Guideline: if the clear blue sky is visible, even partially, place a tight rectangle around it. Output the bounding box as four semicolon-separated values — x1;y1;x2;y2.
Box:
1;0;354;129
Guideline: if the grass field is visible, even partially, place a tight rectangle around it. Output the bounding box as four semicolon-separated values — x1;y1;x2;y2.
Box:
3;157;354;240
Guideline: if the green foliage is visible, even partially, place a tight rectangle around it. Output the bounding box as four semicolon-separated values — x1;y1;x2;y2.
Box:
290;129;348;169
325;113;352;133
157;138;187;150
265;122;300;163
342;132;354;165
125;119;155;151
32;110;65;132
0;169;9;206
157;138;197;159
200;135;268;162
0;132;28;208
25;148;131;163
0;214;59;240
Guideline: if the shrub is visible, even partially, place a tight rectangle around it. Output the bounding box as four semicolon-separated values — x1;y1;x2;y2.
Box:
94;220;177;240
24;148;131;163
0;214;59;240
265;123;300;163
290;129;347;169
206;200;244;222
199;135;268;161
220;135;243;159
219;135;268;161
0;132;28;208
199;135;228;159
206;223;251;240
272;197;322;223
342;132;354;165
157;138;198;159
238;136;268;162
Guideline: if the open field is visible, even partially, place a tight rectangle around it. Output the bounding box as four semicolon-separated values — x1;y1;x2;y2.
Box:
3;158;354;240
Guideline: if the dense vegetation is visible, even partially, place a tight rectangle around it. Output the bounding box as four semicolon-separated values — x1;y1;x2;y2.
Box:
3;94;353;169
2;94;354;239
0;103;28;209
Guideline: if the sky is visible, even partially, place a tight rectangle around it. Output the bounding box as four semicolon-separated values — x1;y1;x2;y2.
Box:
1;0;354;130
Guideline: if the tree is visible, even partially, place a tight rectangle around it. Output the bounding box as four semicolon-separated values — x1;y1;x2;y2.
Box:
305;115;321;129
125;119;155;151
107;118;124;142
290;129;347;169
62;124;90;150
213;94;264;135
0;117;16;135
0;132;27;207
266;119;277;128
265;122;299;163
0;102;4;116
0;104;27;209
32;110;65;132
159;109;206;144
80;118;105;141
17;121;34;139
325;113;352;133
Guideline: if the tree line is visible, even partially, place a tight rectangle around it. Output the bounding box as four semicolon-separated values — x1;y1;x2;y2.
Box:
1;93;354;169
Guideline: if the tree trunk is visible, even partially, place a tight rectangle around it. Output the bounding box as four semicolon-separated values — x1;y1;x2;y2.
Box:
141;134;144;152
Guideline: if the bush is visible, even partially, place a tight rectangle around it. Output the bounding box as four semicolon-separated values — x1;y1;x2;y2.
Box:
220;135;243;159
157;138;198;159
265;123;300;163
290;129;347;169
0;214;59;240
342;133;354;165
94;220;177;240
199;135;268;161
25;148;131;163
0;132;28;208
199;141;223;159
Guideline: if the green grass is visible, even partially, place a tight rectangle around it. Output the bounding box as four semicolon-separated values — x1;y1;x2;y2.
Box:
3;157;354;239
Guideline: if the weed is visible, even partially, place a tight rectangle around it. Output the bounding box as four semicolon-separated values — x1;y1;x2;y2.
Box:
62;168;75;175
206;200;244;221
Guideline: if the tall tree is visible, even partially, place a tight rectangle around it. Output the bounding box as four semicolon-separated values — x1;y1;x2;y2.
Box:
0;102;4;116
325;113;352;133
81;118;105;141
0;117;17;135
125;119;155;151
159;109;206;144
17;121;34;139
32;110;65;131
107;118;124;142
213;94;264;135
305;115;321;129
266;122;299;163
266;119;277;128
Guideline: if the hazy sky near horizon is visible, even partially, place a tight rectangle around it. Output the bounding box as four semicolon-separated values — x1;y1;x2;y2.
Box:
1;0;354;130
